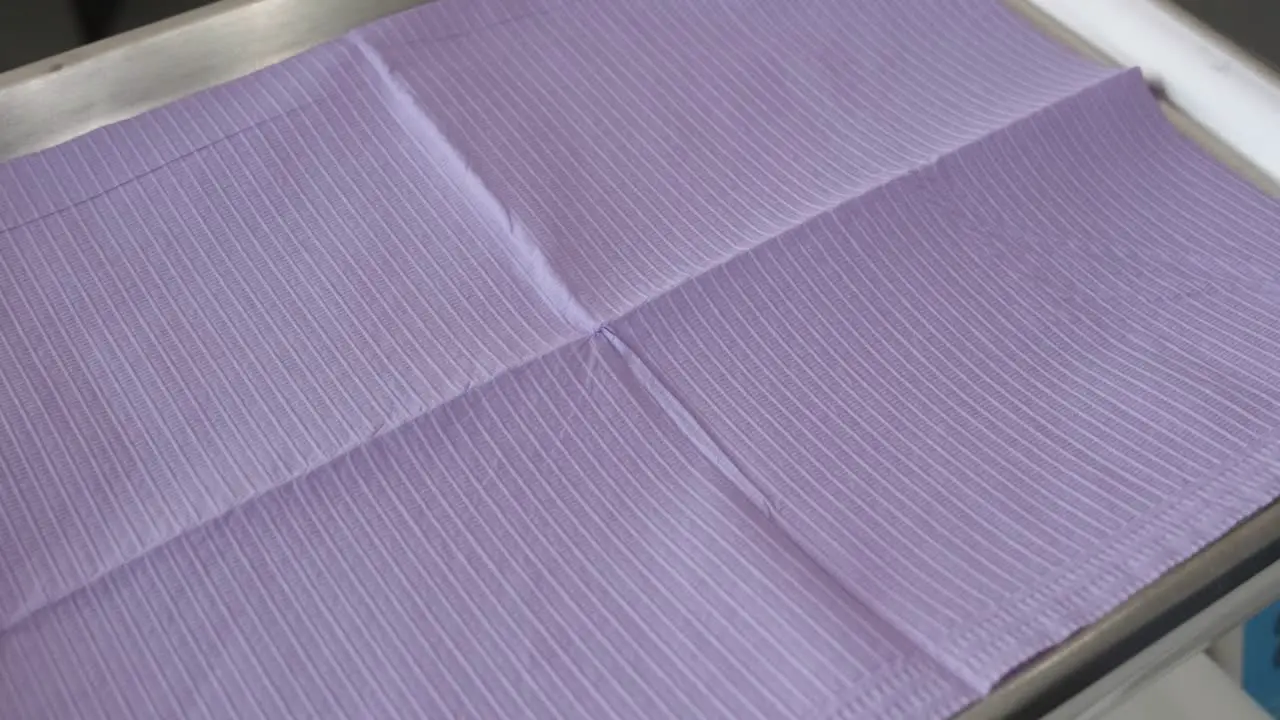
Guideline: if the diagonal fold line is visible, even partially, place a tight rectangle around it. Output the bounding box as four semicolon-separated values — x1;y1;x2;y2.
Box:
348;31;599;336
598;326;778;518
2;37;599;635
598;325;982;699
5;38;1131;649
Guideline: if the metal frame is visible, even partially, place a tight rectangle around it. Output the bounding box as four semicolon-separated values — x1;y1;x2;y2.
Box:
0;0;429;160
957;503;1280;719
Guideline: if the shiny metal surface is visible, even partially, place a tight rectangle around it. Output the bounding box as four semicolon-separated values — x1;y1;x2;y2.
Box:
1040;550;1280;720
0;0;429;160
3;1;1280;718
957;500;1280;719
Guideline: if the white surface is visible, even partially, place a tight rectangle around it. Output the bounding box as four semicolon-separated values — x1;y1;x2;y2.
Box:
1211;626;1246;683
1027;0;1280;185
1093;653;1269;720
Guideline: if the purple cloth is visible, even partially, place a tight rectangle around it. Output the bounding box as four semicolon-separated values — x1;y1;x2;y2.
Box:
2;0;1279;717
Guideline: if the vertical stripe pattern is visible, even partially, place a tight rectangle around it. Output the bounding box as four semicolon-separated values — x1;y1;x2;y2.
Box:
0;337;975;720
355;0;1118;317
0;41;581;629
2;0;1280;718
613;69;1280;690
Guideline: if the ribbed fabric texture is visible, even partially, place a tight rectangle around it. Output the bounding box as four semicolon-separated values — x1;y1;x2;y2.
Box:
2;0;1279;718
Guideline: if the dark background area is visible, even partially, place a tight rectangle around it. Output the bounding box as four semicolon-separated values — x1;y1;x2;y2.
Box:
1173;0;1280;72
0;1;1276;76
0;0;213;72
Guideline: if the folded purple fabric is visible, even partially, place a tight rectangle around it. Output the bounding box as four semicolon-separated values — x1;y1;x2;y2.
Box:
2;0;1279;718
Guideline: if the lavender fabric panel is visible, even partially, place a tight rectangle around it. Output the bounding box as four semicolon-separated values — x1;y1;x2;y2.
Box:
0;44;350;231
0;44;582;630
3;0;1280;717
612;70;1280;691
0;335;973;720
354;0;1120;318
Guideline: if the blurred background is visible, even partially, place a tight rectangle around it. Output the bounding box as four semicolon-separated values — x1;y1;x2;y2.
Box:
1175;0;1280;72
0;0;1276;75
0;0;212;72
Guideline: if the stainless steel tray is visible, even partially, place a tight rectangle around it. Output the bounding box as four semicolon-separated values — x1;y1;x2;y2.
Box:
3;2;1278;717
